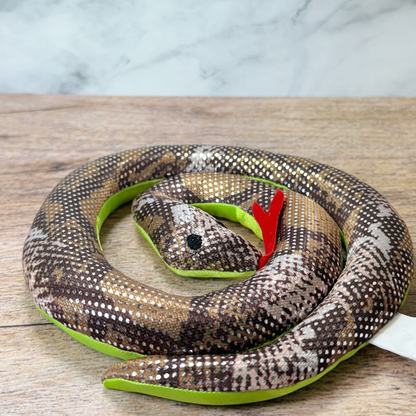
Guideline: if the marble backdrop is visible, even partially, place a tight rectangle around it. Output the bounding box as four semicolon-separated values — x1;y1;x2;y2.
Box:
1;0;415;96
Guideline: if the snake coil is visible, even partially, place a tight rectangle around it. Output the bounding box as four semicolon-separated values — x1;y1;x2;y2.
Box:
23;145;413;405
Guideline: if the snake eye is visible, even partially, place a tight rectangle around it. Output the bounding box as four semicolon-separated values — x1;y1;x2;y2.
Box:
187;234;202;250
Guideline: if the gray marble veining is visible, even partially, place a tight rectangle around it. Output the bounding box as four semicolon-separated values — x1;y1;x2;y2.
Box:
1;0;415;96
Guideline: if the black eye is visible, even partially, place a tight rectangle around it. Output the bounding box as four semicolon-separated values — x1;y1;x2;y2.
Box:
187;234;202;250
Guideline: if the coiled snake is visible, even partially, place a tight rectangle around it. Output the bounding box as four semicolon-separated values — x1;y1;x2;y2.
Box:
23;145;414;405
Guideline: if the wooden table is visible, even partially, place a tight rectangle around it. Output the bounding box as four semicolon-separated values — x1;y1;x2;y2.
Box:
1;94;415;415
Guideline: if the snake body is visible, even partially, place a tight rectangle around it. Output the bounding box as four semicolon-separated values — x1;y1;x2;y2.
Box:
23;145;414;404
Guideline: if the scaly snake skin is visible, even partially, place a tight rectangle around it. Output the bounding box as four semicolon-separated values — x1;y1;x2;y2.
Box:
23;145;414;402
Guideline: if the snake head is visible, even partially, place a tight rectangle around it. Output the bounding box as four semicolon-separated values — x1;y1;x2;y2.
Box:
132;194;262;277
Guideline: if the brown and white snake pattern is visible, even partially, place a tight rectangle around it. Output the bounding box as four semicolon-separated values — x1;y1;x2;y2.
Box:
23;145;414;403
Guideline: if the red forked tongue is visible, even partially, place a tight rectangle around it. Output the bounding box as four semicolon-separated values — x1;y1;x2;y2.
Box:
252;189;286;270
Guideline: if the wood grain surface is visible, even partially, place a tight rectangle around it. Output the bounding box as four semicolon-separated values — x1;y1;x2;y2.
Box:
0;94;415;415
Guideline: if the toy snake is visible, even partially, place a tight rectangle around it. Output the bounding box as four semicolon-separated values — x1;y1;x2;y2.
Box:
23;145;414;405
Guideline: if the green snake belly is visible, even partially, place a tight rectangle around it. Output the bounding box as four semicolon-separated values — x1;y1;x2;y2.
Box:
23;145;414;404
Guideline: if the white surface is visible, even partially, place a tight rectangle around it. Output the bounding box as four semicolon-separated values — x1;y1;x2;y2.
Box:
369;313;416;362
1;0;416;96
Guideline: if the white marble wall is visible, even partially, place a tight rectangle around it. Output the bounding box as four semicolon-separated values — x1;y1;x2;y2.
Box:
1;0;416;96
